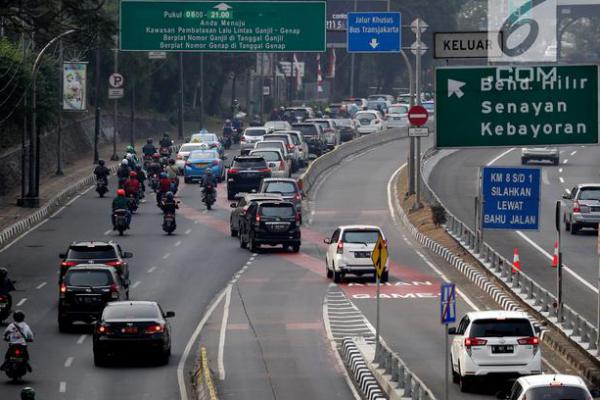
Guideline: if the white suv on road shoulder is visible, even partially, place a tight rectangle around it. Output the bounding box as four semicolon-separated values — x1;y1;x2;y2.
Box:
450;310;541;393
324;225;388;283
503;374;592;400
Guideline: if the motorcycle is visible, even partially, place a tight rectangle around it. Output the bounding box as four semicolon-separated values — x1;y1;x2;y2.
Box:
127;194;139;213
0;294;11;322
96;178;108;198
113;209;129;236
170;177;179;195
3;344;31;382
221;135;232;150
162;213;177;235
159;146;172;158
202;185;216;210
233;127;242;144
149;174;160;193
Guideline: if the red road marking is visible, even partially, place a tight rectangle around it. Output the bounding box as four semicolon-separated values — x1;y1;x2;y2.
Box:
286;322;322;330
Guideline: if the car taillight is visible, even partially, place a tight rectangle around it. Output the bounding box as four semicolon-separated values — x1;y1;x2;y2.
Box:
228;168;239;174
336;241;344;254
61;261;77;268
255;214;261;223
279;160;286;171
287;144;294;150
241;137;246;143
0;295;6;301
295;213;300;222
105;261;123;268
96;324;110;335
517;337;539;345
13;348;21;356
60;283;67;298
464;337;487;347
294;192;302;200
145;324;164;334
110;283;119;299
573;201;581;213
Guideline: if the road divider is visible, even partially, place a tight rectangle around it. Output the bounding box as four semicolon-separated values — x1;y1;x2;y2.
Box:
194;347;219;400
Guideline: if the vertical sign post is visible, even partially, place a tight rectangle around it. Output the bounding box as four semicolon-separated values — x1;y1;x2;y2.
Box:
371;235;388;360
441;282;456;400
555;201;563;320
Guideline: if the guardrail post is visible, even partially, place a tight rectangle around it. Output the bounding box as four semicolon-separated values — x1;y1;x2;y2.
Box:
397;364;405;388
391;356;399;381
512;271;520;290
404;373;413;397
412;381;421;400
573;315;582;337
581;323;591;344
541;291;551;314
385;351;393;375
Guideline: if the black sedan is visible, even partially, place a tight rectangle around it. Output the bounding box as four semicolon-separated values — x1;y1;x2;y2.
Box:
93;301;175;366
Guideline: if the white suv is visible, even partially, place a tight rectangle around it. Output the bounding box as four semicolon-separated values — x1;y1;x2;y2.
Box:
324;225;388;283
450;311;541;392
240;128;267;155
504;374;592;400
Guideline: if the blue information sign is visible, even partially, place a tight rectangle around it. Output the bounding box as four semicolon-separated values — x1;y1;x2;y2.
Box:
482;167;541;230
440;282;456;325
347;12;401;53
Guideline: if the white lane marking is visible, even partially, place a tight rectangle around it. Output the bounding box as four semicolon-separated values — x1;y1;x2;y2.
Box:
36;282;47;290
16;298;27;306
59;382;67;393
147;266;157;273
218;285;232;381
570;150;577;156
515;231;598;294
541;170;550;185
559;177;564;184
194;220;199;224
558;168;563;173
563;159;568;164
132;281;141;289
486;148;514;166
64;357;74;367
162;253;171;260
178;288;229;400
76;335;87;344
104;229;112;236
175;240;182;247
386;165;561;373
185;229;192;235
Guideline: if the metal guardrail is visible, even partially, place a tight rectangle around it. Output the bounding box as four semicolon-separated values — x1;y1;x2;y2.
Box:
419;148;599;358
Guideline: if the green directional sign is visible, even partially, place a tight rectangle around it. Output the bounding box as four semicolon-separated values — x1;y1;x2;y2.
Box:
120;1;326;52
435;65;599;148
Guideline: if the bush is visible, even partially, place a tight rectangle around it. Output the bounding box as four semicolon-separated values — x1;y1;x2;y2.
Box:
431;204;447;227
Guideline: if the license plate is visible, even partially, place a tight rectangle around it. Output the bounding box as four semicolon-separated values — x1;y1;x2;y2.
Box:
354;251;371;258
492;345;514;354
77;296;100;304
591;206;600;212
268;223;288;232
0;304;6;309
195;163;207;168
122;327;138;334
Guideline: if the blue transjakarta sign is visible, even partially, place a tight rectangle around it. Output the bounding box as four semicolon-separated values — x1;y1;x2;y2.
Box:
482;167;541;230
347;12;401;53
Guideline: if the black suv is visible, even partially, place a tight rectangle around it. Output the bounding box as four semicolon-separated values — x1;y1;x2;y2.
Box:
229;193;283;237
227;156;272;200
59;241;132;283
291;123;327;156
58;265;128;332
239;200;301;253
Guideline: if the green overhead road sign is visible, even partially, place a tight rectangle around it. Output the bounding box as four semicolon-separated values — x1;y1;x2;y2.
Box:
120;1;326;52
435;65;599;148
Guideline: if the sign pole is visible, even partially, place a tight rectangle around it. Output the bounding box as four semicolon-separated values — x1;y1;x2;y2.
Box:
597;223;600;351
555;201;563;320
445;323;449;400
111;41;120;161
403;50;415;195
371;235;387;361
414;18;423;209
441;282;456;400
177;52;184;140
375;273;381;357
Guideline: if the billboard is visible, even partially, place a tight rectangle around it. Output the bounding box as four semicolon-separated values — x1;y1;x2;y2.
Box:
63;63;87;111
327;0;388;47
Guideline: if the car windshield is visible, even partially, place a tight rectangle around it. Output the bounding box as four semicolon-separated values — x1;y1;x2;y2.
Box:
191;134;218;143
356;113;376;121
180;144;205;153
252;151;280;161
469;318;533;337
291;109;308;118
65;270;112;286
233;158;267;169
256;142;284;151
310;121;329;130
189;150;218;159
67;246;116;259
287;134;301;145
524;386;589;400
265;136;290;144
245;129;266;137
260;204;295;218
578;188;600;201
342;230;380;243
103;304;161;320
293;125;318;137
264;182;297;195
389;106;409;114
265;122;288;130
335;119;353;127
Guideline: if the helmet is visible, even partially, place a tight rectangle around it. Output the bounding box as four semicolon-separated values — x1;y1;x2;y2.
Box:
121;159;128;166
160;172;167;179
0;267;7;280
152;153;160;160
126;145;135;153
13;310;25;323
147;138;153;144
129;171;137;178
279;106;285;111
126;153;134;161
21;387;35;400
168;159;175;165
98;160;105;166
166;192;174;200
117;189;126;197
205;168;213;175
225;119;231;124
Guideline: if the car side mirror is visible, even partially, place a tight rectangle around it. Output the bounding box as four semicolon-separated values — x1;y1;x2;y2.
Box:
561;193;570;200
59;253;66;258
123;251;133;258
448;327;457;335
495;389;510;400
230;203;237;208
534;325;541;335
323;238;331;244
165;311;176;318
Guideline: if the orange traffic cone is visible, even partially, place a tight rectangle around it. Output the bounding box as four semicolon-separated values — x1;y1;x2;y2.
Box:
552;241;559;268
512;248;522;273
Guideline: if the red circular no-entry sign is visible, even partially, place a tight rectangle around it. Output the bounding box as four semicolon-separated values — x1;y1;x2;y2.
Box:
407;105;429;126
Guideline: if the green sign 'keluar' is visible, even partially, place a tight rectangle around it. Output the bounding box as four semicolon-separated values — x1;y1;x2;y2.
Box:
120;1;326;52
435;65;599;148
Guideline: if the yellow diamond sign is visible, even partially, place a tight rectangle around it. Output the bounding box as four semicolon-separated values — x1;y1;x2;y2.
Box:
371;235;388;279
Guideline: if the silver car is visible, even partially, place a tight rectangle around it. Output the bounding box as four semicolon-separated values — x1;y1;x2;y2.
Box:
259;178;303;223
280;130;309;167
562;183;600;234
264;133;301;172
240;128;267;155
521;147;559;165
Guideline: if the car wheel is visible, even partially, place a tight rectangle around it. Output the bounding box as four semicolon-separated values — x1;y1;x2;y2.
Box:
521;158;528;165
159;347;171;365
564;216;571;231
451;358;460;384
58;317;71;333
291;244;300;253
459;374;472;393
230;225;238;237
570;221;580;235
553;158;559;166
239;232;247;249
333;268;342;284
381;270;389;283
249;233;259;253
227;190;234;201
326;261;333;279
94;351;108;367
184;177;191;184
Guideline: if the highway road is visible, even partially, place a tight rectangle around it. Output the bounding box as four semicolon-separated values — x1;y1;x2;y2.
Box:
429;146;599;325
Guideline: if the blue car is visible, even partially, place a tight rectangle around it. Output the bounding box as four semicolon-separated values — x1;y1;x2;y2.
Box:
184;150;225;183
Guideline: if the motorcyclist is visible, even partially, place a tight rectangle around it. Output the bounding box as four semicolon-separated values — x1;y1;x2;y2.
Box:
147;154;163;177
223;119;233;137
278;106;285;120
201;168;217;196
159;133;172;148
159;191;179;214
124;171;141;200
142;138;157;157
111;189;131;228
269;108;279;121
0;268;15;310
21;387;36;400
134;165;147;196
93;160;110;186
157;172;172;203
116;159;131;188
126;153;138;170
1;310;33;372
250;114;262;127
232;117;241;132
165;159;179;193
